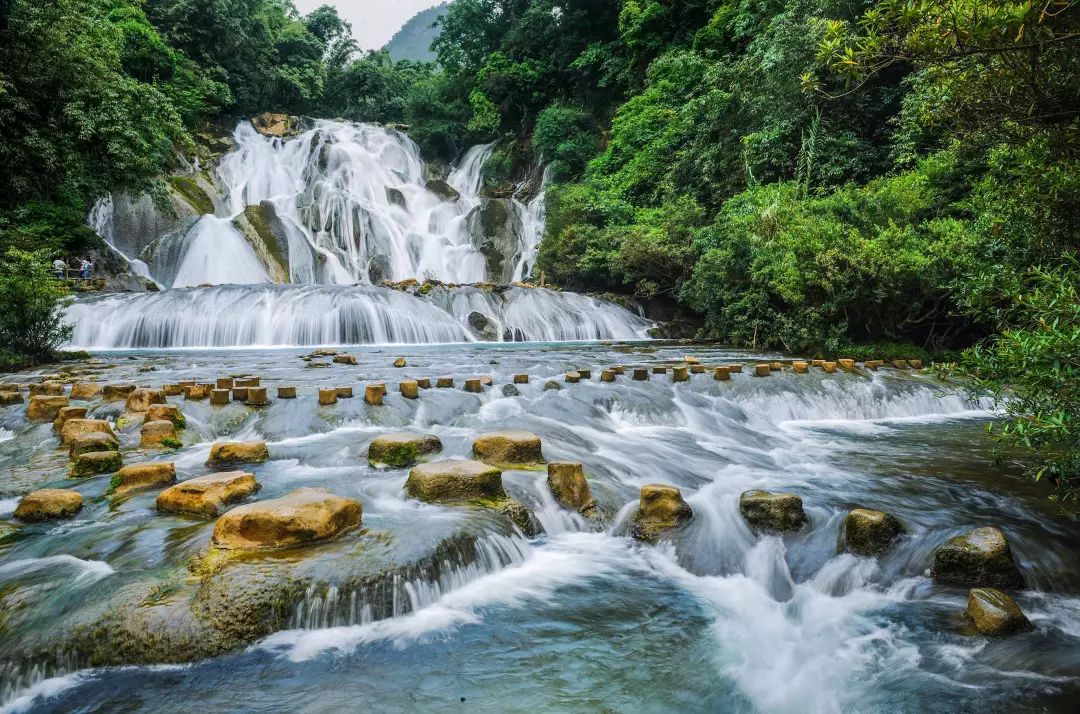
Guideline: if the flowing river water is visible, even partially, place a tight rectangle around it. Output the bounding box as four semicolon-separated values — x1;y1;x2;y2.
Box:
1;344;1078;713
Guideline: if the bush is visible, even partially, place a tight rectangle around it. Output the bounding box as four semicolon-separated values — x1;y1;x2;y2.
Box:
0;249;73;366
532;103;599;181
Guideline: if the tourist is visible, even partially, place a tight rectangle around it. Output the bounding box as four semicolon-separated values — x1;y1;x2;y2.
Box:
79;257;92;280
52;257;67;279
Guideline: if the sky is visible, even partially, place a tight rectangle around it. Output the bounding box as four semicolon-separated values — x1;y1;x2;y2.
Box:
292;0;446;51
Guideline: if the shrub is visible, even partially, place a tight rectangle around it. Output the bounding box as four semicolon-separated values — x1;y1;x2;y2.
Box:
0;249;73;366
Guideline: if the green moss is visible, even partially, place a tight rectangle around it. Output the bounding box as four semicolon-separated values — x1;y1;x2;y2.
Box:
106;473;122;496
243;204;288;276
70;450;122;477
368;442;419;468
161;437;182;449
417;281;434;295
168;175;215;215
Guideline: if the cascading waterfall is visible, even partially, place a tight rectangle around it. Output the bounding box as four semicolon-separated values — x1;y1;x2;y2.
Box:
64;284;652;348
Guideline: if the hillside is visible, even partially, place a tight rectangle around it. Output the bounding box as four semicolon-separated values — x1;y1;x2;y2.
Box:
384;3;449;63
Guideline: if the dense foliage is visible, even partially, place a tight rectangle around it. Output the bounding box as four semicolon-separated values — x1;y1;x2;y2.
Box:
0;250;73;367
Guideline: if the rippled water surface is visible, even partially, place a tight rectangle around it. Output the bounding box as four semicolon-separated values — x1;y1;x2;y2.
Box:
1;342;1077;713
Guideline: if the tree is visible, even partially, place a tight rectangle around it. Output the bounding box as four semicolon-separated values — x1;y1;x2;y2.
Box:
0;250;73;366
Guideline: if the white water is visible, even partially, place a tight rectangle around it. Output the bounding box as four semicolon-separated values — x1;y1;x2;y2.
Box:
64;284;651;348
171;216;270;288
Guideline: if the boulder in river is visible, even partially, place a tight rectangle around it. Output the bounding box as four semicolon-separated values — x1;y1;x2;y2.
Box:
931;527;1023;588
547;462;596;515
14;489;83;522
52;406;88;432
965;588;1033;636
0;391;24;405
368;432;443;468
206;441;269;468
102;383;136;401
27;395;69;421
125;388;166;413
405;459;506;503
844;508;904;556
28;382;65;396
70;382;103;400
426;179;460;201
109;462;177;498
61;418;115;447
632;484;693;542
472;430;543;465
140;419;179;448
739;490;807;533
157;471;260;518
212;488;362;549
70;450;122;478
502;500;542;537
69;430;119;457
146;404;185;429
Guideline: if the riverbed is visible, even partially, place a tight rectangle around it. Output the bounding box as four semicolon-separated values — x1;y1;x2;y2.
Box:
1;342;1077;713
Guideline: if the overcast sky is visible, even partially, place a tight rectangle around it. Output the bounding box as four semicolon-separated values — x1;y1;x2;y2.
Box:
292;0;446;51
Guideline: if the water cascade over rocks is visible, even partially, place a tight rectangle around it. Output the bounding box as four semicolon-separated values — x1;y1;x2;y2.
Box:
79;119;645;348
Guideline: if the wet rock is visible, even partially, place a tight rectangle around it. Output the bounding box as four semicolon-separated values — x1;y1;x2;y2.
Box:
393;357;407;368
965;588;1033;636
335;386;354;399
632;484;693;542
426;179;460;201
822;361;838;373
277;386;297;399
368;432;443;468
53;406;88;432
405;459;506;503
157;471;260;518
70;382;103;400
502;500;542;537
672;366;689;382
753;364;771;377
232;387;249;401
364;384;384;405
0;391;24;405
102;383;137;401
210;389;231;405
71;450;122;478
125;388;166;413
399;380;419;399
544;380;561;390
146;404;185;429
472;430;543;464
386;187;406;208
564;371;581;384
318;388;338;405
436;376;454;388
513;374;529;384
216;378;235;390
839;358;855;371
501;384;520;397
27;395;70;421
28;382;65;396
713;366;731;381
235;377;260;388
141;419;179;448
206;441;269;468
69;431;120;457
792;361;809;374
184;384;211;400
61;418;115;446
632;368;649;381
333;354;358;365
109;462;176;498
547;462;596;515
844;508;904;556
931;527;1023;588
464;377;483;393
251;112;296;138
416;377;431;389
600;369;615;382
15;489;83;522
212;488;362;549
739;490;807;533
247;387;269;406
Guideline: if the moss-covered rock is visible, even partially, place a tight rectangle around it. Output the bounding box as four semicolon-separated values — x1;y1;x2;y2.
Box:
368;432;443;468
212;488;361;549
68;430;119;457
405;459;506;503
843;508;903;556
125;388;166;413
472;430;543;465
146;404;186;429
70;450;122;478
14;489;84;522
501;500;541;537
140;419;179;448
426;179;460;201
739;490;807;534
965;588;1033;636
546;462;596;515
206;441;269;468
167;175;215;215
157;471;260;518
631;484;693;542
61;418;115;447
52;406;88;432
931;527;1023;588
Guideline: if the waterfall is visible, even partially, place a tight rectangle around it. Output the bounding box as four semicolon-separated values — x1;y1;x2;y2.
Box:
64;284;652;348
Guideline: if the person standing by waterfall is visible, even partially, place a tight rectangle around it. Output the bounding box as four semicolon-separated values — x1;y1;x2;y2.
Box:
52;257;68;279
79;257;92;280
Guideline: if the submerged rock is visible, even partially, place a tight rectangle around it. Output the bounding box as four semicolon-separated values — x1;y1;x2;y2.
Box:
212;488;362;549
632;484;693;542
405;459;506;503
739;490;807;533
15;489;83;522
844;508;903;556
501;500;542;537
157;471;260;518
472;430;543;464
368;432;443;468
547;462;596;515
965;588;1033;636
109;462;177;498
206;441;269;468
931;527;1023;588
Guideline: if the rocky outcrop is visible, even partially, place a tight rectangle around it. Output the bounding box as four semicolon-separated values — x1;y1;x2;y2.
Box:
212;488;361;549
739;490;807;533
965;588;1033;636
472;430;543;465
632;484;693;542
425;179;460;201
232;202;291;283
931;527;1023;588
546;462;596;516
206;441;269;468
844;508;903;556
28;382;65;396
157;471;260;518
405;459;506;503
368;432;443;468
467;311;501;341
14;489;84;522
109;462;177;498
251;112;299;138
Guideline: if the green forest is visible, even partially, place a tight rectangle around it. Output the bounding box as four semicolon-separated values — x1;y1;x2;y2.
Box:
0;0;1077;500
